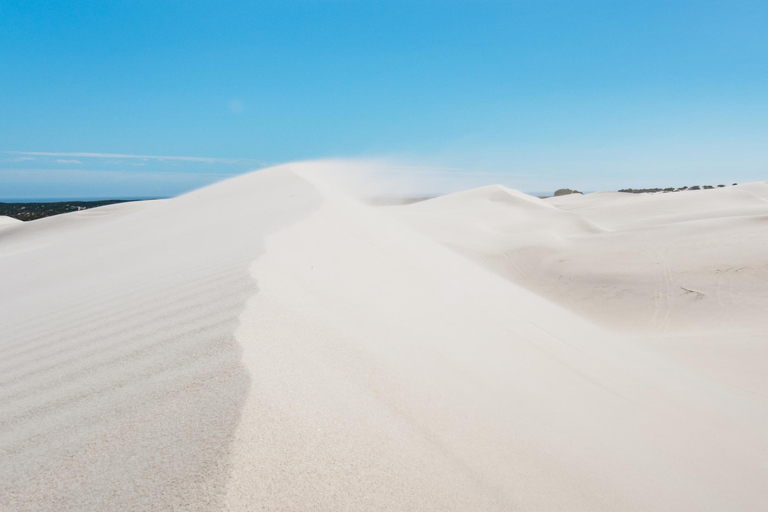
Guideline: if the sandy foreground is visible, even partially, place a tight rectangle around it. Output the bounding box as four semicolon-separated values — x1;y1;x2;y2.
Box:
1;162;767;511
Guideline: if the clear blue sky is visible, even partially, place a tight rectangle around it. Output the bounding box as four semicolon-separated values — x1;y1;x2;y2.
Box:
2;0;767;198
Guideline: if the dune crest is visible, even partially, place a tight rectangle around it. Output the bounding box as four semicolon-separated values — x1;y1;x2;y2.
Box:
0;215;22;229
0;168;322;511
1;163;767;510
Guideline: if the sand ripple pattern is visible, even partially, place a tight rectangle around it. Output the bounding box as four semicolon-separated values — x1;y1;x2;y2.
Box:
0;169;322;511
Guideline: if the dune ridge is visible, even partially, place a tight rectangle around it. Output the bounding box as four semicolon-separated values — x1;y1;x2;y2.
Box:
0;169;321;511
1;163;767;510
0;216;22;229
395;182;768;334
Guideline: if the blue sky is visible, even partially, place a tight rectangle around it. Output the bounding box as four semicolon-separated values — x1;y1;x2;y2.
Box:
2;0;767;198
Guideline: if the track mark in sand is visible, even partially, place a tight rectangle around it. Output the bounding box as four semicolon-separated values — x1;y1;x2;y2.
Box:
680;286;705;299
642;241;674;333
713;245;727;318
510;246;538;279
714;269;727;305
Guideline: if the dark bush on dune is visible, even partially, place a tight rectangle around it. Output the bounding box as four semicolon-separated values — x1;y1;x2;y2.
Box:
554;188;583;196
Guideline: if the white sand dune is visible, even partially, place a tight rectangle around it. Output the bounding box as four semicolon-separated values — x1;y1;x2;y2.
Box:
1;163;767;510
393;181;768;422
0;216;22;229
390;185;603;284
395;184;603;250
395;183;768;334
547;183;768;229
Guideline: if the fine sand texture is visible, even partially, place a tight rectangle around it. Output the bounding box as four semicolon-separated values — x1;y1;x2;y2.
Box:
1;163;767;510
392;182;768;400
393;183;768;334
0;216;22;229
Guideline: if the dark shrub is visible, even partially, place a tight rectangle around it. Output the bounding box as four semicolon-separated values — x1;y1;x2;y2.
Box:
554;188;583;196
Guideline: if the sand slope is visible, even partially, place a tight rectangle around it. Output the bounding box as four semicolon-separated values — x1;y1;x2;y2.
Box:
393;181;768;420
1;164;767;510
395;184;768;334
0;215;22;229
0;170;322;511
546;183;768;229
390;185;603;283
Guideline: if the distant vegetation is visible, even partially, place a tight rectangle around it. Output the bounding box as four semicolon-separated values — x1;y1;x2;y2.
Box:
0;199;139;221
618;184;733;194
554;188;583;196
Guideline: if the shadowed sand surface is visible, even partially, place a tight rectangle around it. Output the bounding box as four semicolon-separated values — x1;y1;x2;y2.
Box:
0;170;322;510
1;162;767;510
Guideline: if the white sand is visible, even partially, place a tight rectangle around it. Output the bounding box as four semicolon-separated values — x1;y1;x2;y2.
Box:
394;183;768;333
0;216;22;230
1;164;767;510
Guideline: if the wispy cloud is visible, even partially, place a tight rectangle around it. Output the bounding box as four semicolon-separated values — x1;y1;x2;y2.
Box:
6;151;256;165
56;158;82;164
9;156;36;162
0;168;239;179
0;168;242;199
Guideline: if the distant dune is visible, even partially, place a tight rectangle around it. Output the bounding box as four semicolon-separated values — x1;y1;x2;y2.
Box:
1;162;766;511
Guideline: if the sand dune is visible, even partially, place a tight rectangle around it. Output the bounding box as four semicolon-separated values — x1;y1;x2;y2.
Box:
390;184;603;284
0;216;22;229
546;183;768;229
394;184;602;250
0;170;321;511
395;183;768;334
1;163;767;510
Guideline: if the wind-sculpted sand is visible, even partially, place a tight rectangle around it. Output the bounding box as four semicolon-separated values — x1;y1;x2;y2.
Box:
0;170;322;510
394;183;768;334
0;216;22;229
1;163;767;510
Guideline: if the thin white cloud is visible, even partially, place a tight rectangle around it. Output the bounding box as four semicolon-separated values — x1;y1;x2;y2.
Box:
9;156;35;162
0;168;239;179
6;151;252;165
56;159;82;164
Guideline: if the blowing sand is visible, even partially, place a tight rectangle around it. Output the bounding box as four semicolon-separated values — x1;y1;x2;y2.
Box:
1;163;767;510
